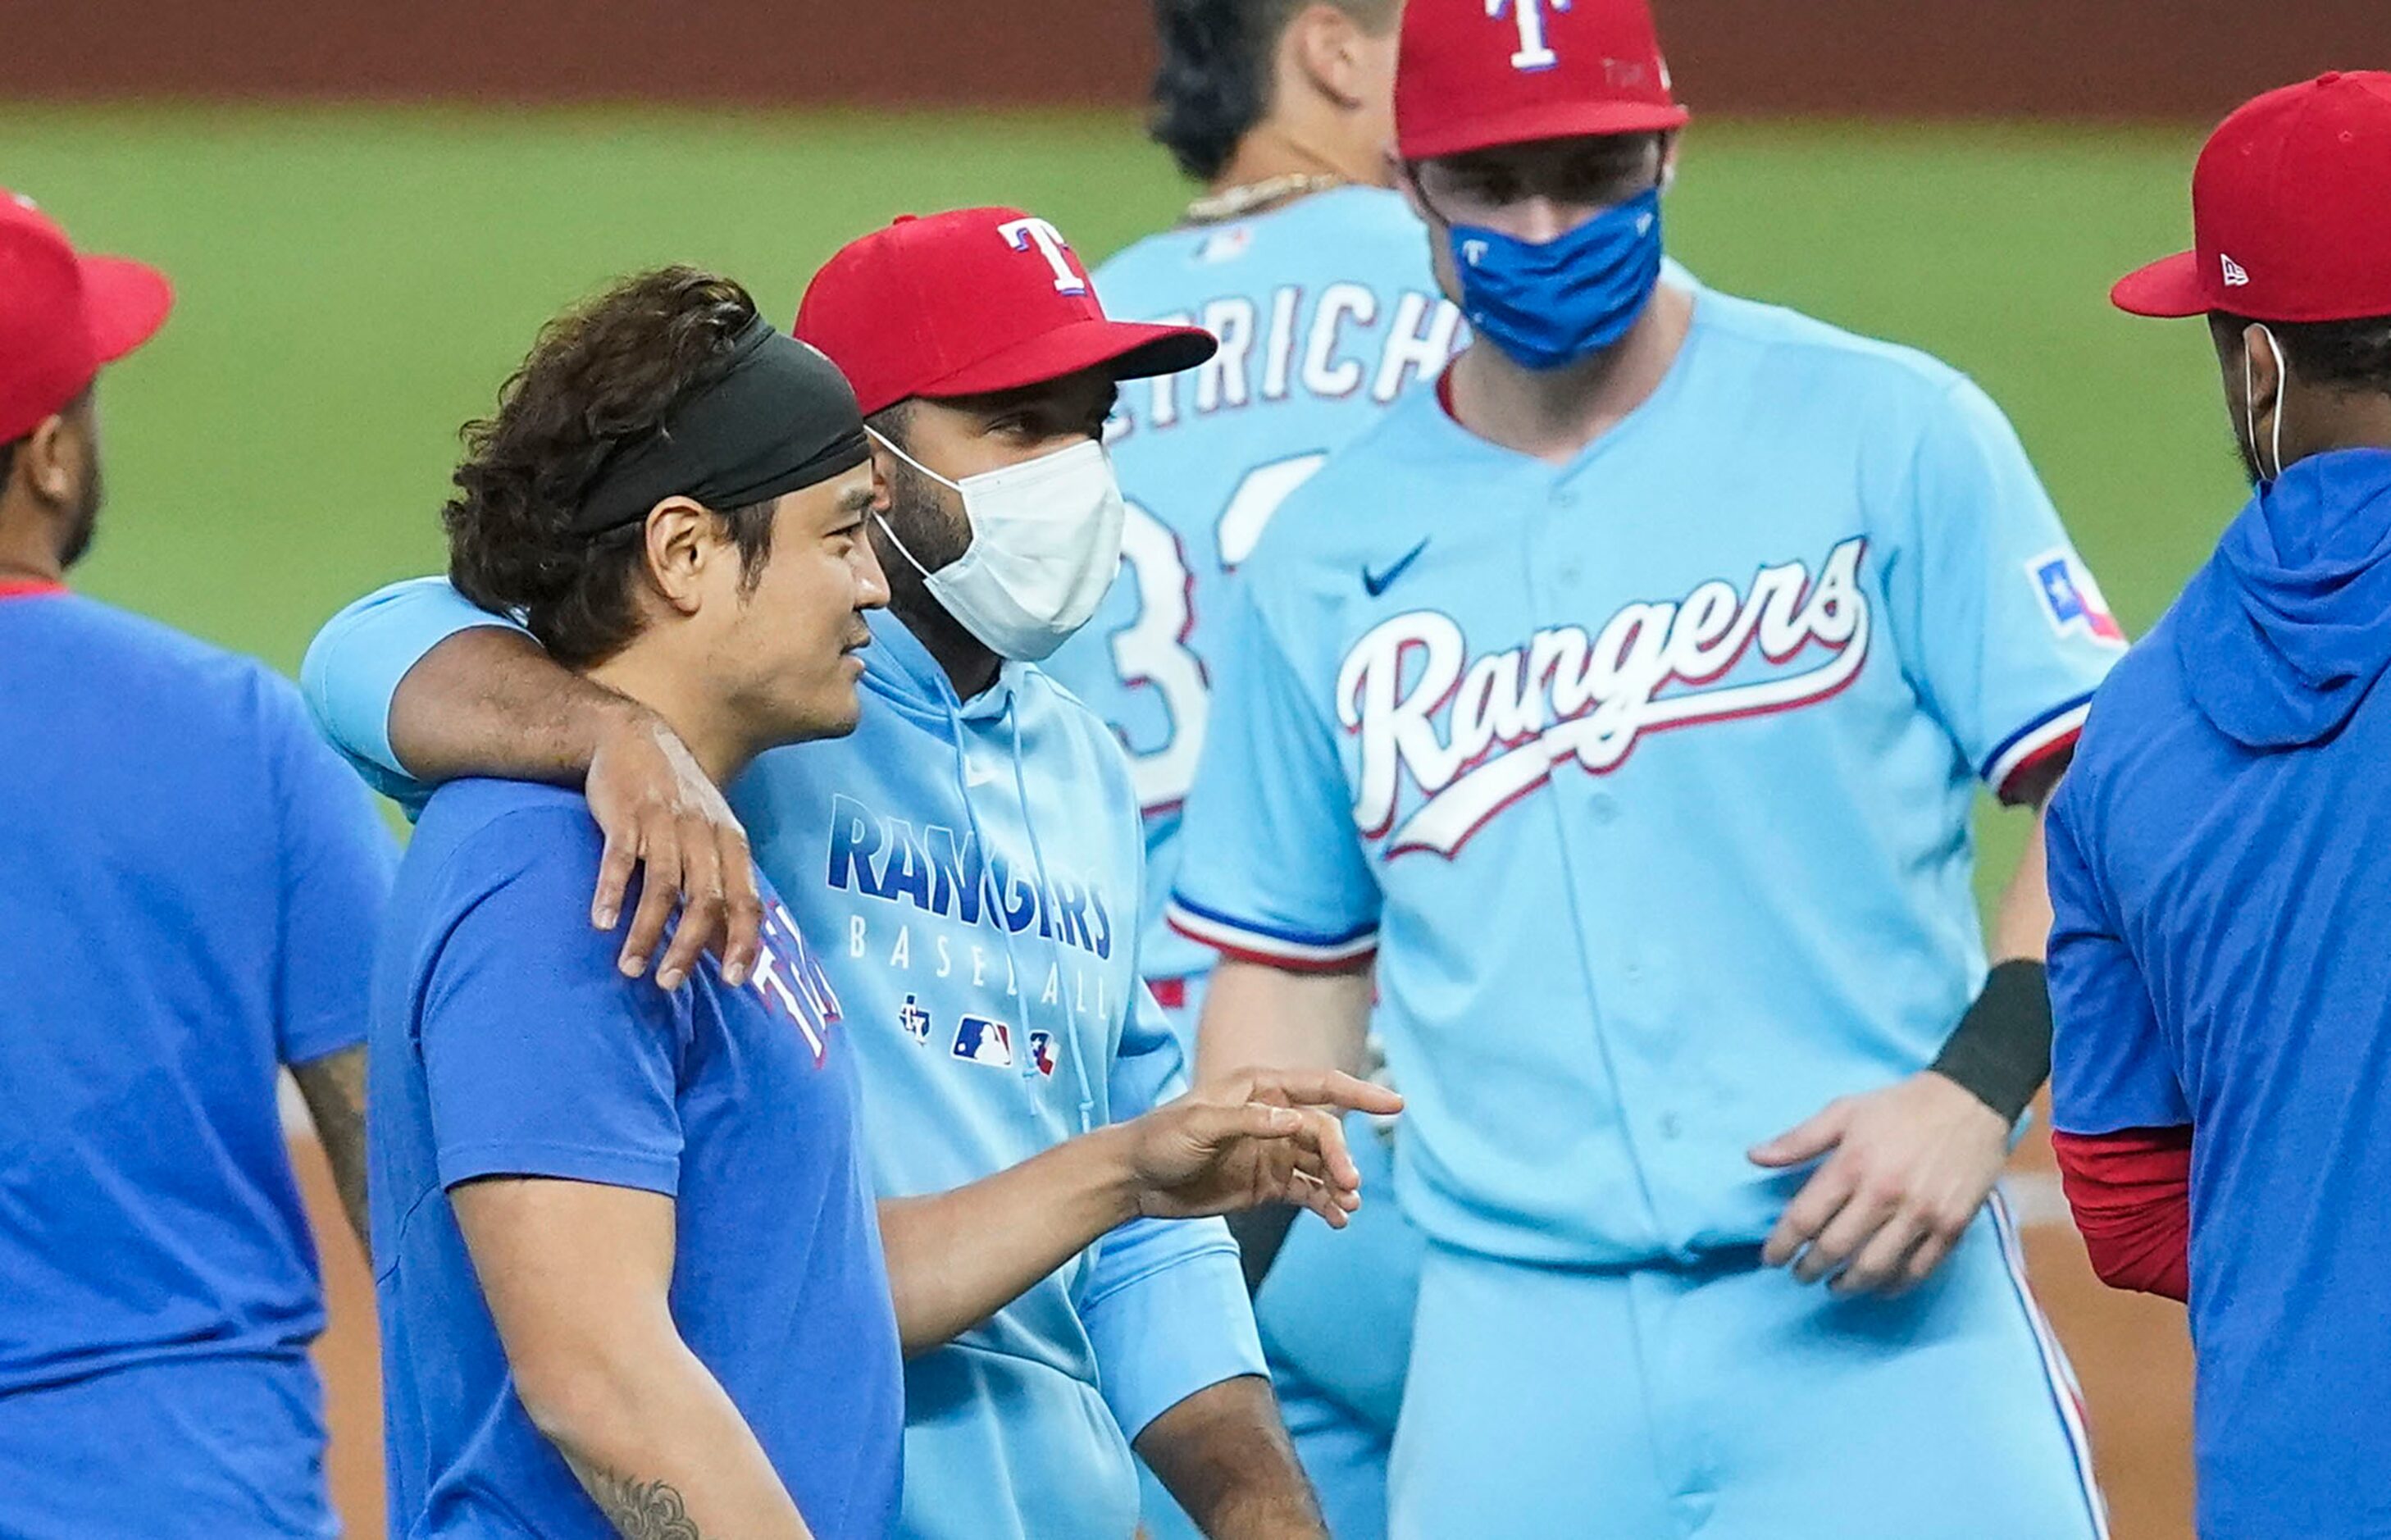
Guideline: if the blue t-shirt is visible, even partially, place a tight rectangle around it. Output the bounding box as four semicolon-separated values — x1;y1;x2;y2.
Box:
2048;449;2391;1540
371;778;903;1540
0;585;392;1533
1170;290;2123;1267
312;590;1264;1540
0;586;393;1393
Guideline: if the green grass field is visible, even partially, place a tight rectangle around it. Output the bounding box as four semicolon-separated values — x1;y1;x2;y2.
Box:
7;106;2238;888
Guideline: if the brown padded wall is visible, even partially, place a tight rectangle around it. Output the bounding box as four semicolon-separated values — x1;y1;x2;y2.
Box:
0;0;2384;117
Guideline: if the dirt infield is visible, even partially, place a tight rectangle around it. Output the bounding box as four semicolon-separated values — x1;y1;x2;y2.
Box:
1;0;2382;118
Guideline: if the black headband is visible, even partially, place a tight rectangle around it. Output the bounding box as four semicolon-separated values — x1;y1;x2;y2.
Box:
572;317;869;535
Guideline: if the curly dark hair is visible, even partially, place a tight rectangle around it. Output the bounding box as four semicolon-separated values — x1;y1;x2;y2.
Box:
1149;0;1397;183
444;266;780;667
2216;310;2391;397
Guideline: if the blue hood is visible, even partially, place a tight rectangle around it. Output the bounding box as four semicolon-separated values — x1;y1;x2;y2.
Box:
2176;449;2391;750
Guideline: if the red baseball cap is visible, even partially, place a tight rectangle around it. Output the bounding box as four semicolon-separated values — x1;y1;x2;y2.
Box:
2113;71;2391;323
794;207;1216;418
1396;0;1688;162
0;189;173;445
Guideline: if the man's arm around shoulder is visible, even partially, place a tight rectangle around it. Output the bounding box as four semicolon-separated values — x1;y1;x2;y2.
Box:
303;581;765;991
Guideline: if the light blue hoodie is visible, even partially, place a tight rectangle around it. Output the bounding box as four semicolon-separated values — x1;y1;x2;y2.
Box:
304;580;1264;1540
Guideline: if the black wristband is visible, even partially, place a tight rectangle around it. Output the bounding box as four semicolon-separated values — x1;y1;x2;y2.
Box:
1929;959;2053;1124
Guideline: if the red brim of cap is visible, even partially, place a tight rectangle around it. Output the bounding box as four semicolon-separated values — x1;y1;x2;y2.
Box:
2110;249;2209;318
80;254;175;362
1400;99;1691;163
918;317;1217;402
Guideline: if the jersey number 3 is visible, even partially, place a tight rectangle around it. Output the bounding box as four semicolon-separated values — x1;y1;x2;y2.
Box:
1109;451;1328;813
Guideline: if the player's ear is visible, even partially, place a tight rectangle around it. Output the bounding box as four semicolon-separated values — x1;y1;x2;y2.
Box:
2242;321;2285;423
639;495;718;615
1289;2;1369;110
1657;130;1683;194
19;402;87;509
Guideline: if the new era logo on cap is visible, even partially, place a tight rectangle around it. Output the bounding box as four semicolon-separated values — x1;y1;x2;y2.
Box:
2113;71;2391;322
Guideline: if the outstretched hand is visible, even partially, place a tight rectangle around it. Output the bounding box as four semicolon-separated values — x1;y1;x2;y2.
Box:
585;707;763;993
1127;1068;1404;1229
1749;1069;2013;1295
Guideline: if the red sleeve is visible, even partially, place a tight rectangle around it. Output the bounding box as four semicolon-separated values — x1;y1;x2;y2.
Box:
2051;1126;2193;1301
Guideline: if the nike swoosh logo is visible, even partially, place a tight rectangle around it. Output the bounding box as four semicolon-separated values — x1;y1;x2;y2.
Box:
1363;539;1430;599
964;761;1002;787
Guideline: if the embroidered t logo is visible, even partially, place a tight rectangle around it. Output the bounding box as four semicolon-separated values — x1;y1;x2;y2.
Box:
1000;216;1088;296
1488;0;1570;71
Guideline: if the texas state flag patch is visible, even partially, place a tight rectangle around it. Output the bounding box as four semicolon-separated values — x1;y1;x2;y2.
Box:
2029;549;2127;646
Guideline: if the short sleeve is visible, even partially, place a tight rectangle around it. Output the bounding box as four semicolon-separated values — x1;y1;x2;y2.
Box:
1079;980;1267;1438
1166;583;1380;968
418;809;687;1196
1891;377;2126;803
266;677;399;1065
300;576;527;813
2046;783;2191;1136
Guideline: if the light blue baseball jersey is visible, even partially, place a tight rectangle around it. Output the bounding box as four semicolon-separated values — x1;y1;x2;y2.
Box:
1169;288;2126;1269
1045;186;1461;988
305;585;1264;1540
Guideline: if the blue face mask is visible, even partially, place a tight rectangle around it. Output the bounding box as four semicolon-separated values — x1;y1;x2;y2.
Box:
1447;187;1665;372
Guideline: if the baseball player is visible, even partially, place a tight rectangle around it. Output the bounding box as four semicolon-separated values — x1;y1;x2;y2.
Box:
307;211;1395;1539
1066;12;1705;1528
2049;71;2391;1538
1044;1;1440;1533
371;264;1376;1540
1168;2;2127;1535
0;190;394;1536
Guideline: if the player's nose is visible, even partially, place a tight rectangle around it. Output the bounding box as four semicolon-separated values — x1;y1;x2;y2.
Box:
1510;196;1578;245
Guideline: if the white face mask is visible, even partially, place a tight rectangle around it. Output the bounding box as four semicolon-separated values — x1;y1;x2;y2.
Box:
869;430;1126;663
2245;322;2290;485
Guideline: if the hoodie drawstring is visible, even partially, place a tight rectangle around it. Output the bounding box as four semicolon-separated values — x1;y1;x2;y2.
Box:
940;693;1045;1128
1010;711;1100;1134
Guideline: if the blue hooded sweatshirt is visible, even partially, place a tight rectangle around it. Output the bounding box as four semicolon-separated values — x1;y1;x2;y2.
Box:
2047;448;2391;1540
303;582;1265;1540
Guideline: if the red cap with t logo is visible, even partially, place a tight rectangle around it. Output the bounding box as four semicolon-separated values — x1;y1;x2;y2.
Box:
1396;0;1689;163
793;207;1217;418
0;189;174;445
2113;71;2391;322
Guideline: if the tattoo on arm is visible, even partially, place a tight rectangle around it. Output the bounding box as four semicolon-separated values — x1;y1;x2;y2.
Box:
562;1452;706;1540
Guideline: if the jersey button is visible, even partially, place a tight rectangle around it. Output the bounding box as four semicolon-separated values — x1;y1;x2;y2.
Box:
1587;792;1617;824
1659;1113;1683;1140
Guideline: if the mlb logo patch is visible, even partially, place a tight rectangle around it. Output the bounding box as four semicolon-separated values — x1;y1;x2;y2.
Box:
952;1015;1013;1068
1196;225;1254;265
2029;550;2126;646
1028;1030;1057;1078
